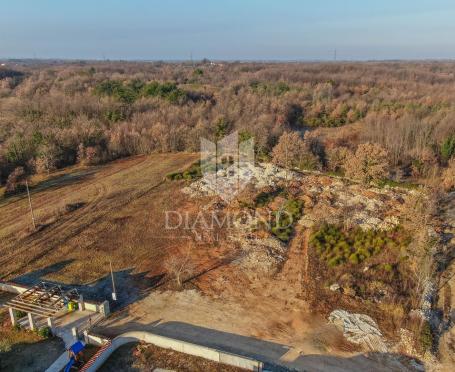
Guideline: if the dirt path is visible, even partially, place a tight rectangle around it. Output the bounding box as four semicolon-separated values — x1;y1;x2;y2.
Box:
274;224;310;297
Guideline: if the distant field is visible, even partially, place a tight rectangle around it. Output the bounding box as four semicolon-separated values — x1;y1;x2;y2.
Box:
0;153;199;285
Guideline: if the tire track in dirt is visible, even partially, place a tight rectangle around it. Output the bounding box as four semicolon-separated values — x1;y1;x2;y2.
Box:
274;224;309;296
0;155;197;280
0;180;108;276
0;158;147;274
0;156;148;230
0;155;146;213
0;156;151;259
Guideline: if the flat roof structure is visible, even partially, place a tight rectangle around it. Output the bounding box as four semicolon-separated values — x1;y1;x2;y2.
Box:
5;281;79;318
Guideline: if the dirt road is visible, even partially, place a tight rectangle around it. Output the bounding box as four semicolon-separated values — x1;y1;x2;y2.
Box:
94;289;418;371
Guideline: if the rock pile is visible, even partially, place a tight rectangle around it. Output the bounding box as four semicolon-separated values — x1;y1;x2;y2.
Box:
329;309;388;352
230;235;287;278
182;162;298;199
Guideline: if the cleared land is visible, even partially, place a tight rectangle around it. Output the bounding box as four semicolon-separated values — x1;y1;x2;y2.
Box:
0;153;199;285
1;154;451;371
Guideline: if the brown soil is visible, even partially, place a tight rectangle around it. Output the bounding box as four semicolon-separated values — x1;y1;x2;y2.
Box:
99;342;247;372
0;153;199;284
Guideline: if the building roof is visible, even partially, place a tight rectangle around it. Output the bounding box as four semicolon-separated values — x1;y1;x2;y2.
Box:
5;282;79;318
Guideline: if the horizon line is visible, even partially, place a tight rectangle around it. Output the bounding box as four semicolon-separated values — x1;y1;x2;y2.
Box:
2;57;455;64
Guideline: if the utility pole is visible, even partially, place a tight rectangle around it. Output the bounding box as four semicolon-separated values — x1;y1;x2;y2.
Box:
110;260;117;301
25;179;36;230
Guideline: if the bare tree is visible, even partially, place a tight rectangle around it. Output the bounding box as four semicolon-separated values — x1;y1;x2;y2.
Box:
344;143;390;184
5;167;26;195
164;243;196;288
272;132;319;171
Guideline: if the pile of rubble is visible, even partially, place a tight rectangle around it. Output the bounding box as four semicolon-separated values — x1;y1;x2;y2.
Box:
298;175;413;231
329;309;388;352
182;163;418;279
182;162;298;199
230;235;287;279
183;161;413;232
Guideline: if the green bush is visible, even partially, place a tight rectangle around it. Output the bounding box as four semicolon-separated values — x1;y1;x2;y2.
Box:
38;326;52;339
349;253;360;264
104;108;128;122
441;136;455;163
270;199;303;242
193;68;204;76
94;80;137;103
254;188;283;207
167;162;202;181
95;79;188;104
310;224;408;267
382;263;393;272
250;81;290;96
142;81;187;103
13;309;27;319
419;321;433;353
376;179;419;190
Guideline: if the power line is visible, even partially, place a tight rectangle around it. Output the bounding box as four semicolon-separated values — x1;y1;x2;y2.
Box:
25;179;36;230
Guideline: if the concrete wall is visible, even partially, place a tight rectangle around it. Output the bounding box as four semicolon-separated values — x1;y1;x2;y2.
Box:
0;282;28;294
84;331;263;371
84;302;98;312
84;331;110;346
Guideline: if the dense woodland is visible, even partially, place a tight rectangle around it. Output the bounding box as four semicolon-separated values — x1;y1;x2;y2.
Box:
0;61;454;193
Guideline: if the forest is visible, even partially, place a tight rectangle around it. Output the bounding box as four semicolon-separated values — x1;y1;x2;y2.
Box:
0;61;454;193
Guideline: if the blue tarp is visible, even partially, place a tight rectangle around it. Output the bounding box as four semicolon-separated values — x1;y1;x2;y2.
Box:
69;340;85;355
64;357;75;372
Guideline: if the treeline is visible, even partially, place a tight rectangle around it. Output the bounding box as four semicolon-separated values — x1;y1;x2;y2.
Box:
0;61;454;193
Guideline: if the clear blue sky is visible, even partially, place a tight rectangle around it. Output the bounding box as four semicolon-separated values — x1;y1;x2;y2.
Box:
1;0;454;60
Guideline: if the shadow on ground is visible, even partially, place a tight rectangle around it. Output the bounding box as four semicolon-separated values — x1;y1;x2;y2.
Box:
0;168;97;207
0;337;65;372
94;320;425;372
11;260;164;310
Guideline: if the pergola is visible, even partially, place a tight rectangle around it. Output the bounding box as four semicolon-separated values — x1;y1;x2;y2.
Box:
6;282;80;330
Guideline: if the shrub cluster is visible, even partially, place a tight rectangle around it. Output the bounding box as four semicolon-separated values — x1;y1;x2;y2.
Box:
254;188;283;207
270;199;303;242
37;326;52;338
95;79;188;104
250;80;291;96
310;224;409;267
167;162;202;181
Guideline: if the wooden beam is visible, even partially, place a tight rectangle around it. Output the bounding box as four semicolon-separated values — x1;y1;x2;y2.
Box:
8;299;60;313
7;304;55;318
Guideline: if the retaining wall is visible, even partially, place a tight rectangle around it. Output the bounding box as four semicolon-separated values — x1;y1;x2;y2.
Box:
84;331;110;346
84;331;263;371
0;282;28;293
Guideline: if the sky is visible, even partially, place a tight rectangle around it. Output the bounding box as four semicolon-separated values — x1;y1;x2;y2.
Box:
1;0;455;61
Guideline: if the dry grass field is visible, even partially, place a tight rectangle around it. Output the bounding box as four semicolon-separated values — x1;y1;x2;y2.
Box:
0;153;200;286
